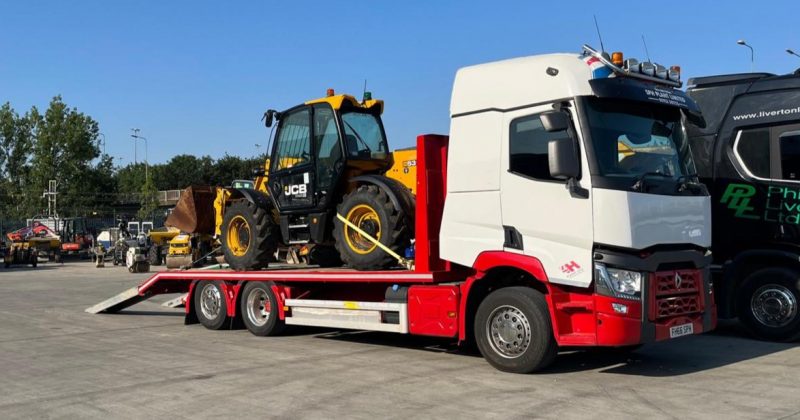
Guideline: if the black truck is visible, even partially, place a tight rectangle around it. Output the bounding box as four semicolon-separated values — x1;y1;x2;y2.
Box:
685;69;800;341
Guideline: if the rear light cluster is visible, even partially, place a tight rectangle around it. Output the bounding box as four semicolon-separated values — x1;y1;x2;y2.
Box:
648;269;704;320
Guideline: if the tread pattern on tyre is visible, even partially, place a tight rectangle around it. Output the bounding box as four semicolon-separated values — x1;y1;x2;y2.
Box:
474;286;558;373
221;200;278;271
333;184;411;271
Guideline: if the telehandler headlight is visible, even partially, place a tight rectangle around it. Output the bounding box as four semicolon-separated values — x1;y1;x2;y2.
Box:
594;263;643;301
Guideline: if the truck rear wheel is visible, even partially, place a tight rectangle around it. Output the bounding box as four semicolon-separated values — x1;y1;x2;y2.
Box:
221;200;278;271
738;267;800;342
333;185;410;270
474;287;558;373
240;281;286;336
194;281;228;330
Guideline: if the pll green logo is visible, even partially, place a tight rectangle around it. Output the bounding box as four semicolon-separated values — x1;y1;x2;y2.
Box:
721;183;800;224
720;183;759;220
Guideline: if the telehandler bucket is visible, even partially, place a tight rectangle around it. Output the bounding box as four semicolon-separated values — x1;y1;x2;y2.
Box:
165;186;217;235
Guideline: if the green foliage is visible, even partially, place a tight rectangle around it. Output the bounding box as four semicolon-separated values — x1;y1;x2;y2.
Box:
0;95;264;223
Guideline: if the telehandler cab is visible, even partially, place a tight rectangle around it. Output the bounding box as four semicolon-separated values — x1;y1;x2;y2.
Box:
168;91;415;271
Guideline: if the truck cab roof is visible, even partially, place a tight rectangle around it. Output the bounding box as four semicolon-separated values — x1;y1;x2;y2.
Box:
451;53;595;116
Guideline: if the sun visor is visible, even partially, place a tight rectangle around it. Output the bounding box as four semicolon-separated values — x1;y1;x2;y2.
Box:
589;78;702;114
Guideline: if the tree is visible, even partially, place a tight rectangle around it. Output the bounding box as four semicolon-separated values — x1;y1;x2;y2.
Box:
26;96;107;217
138;175;159;220
0;103;34;219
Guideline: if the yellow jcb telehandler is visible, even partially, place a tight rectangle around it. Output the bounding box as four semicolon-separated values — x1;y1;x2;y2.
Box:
166;90;417;271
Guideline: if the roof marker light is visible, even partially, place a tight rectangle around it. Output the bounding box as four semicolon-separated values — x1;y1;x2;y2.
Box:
611;51;624;66
655;64;668;79
640;62;655;76
668;65;681;82
625;58;640;73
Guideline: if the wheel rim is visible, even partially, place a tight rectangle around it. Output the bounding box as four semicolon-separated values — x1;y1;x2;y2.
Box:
227;216;251;257
245;287;271;327
486;305;532;359
751;284;798;328
344;204;381;255
200;283;222;320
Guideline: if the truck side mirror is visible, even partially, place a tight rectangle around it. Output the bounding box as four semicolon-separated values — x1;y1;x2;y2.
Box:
548;137;579;180
540;111;569;132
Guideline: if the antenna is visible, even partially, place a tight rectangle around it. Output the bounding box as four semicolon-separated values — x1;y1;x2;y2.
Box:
362;79;368;102
641;35;652;62
593;15;606;52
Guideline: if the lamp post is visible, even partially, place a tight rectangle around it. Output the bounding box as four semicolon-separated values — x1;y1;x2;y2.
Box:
737;39;755;72
130;128;149;181
788;49;800;59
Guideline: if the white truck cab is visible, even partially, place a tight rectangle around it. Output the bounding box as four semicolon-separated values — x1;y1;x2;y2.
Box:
442;45;714;343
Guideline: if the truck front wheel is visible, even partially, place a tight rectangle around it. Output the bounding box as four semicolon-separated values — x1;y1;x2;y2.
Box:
738;267;800;342
474;286;558;373
240;281;286;336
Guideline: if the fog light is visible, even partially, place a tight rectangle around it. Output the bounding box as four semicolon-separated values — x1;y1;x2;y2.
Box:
612;303;629;314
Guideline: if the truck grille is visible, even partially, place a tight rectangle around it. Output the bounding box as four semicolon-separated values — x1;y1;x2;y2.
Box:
649;269;704;321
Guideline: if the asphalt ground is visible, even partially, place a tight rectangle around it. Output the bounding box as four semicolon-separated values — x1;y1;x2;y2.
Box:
0;260;798;419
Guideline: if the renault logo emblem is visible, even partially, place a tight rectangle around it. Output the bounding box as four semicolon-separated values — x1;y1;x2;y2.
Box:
675;273;683;289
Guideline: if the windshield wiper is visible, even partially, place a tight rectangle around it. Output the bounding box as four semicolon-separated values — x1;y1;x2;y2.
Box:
631;172;672;192
676;173;707;194
343;120;372;154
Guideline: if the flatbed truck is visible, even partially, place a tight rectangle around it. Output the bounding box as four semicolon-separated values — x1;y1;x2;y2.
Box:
90;45;716;373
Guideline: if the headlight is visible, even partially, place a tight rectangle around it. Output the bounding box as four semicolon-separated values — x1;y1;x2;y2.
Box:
594;263;643;300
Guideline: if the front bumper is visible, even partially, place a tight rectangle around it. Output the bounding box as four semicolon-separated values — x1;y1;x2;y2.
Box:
592;248;716;346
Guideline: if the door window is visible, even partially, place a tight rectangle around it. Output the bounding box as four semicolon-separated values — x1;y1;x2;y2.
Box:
313;105;342;191
779;130;800;180
735;128;770;179
509;114;570;181
273;108;311;171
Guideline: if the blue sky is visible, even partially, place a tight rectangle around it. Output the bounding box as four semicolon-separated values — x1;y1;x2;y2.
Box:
1;1;798;165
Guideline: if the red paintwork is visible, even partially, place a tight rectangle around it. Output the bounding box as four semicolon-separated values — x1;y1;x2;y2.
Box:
408;285;459;337
414;134;450;273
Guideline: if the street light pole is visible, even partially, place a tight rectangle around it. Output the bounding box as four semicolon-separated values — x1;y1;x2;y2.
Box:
737;39;755;72
788;49;800;59
130;128;140;164
131;129;149;182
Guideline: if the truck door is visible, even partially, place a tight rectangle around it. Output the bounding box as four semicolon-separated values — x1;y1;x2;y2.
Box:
500;105;594;286
268;107;317;211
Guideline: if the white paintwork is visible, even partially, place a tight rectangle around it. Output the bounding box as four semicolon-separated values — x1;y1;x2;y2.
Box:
442;53;597;277
593;189;711;249
499;103;595;287
450;54;594;117
440;50;711;289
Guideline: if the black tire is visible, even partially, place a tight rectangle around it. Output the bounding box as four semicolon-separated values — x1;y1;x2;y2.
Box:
738;267;800;342
333;184;410;270
240;281;286;336
474;287;558;373
194;281;228;330
148;246;162;266
221;200;278;271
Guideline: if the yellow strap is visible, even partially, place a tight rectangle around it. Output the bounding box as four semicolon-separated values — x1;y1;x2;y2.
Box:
336;213;413;270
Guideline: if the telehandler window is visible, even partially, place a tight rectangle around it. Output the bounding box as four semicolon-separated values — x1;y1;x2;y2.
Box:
273;108;311;171
509;114;569;181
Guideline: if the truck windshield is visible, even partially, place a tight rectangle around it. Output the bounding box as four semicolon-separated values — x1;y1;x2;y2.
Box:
341;111;388;159
584;97;696;185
